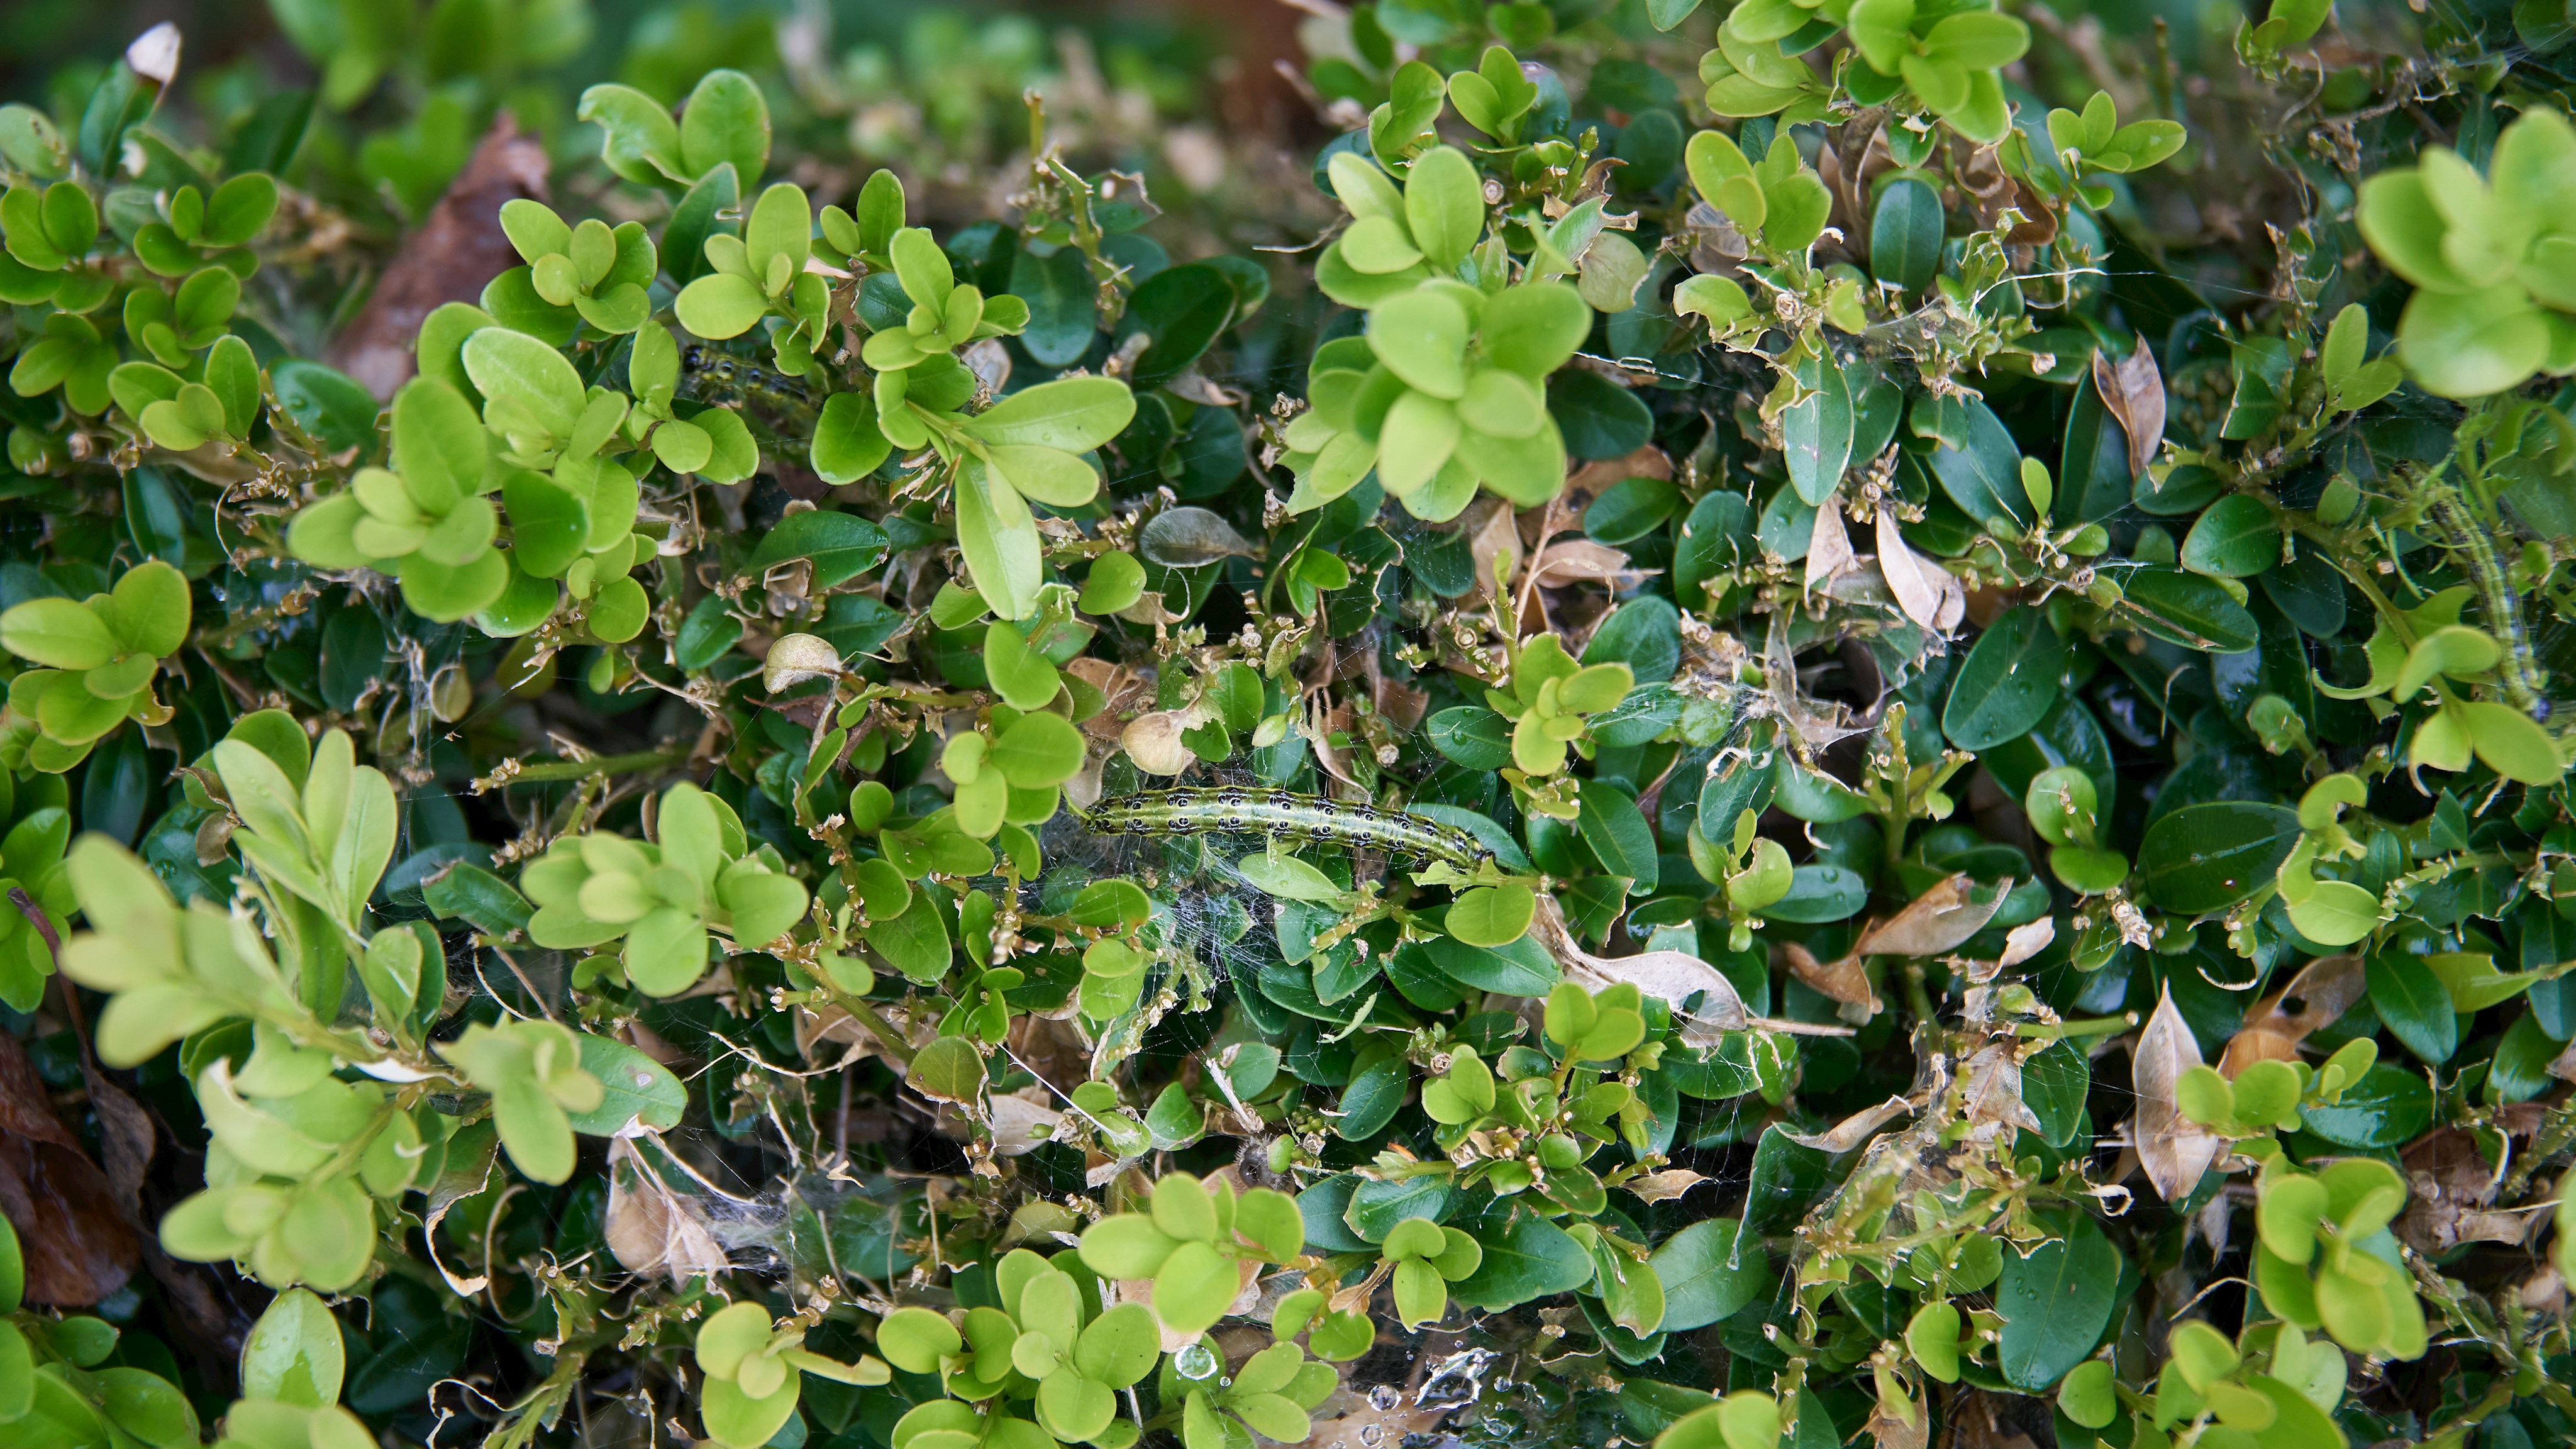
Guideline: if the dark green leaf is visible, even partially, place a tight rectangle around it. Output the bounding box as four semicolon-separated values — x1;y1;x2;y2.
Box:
1942;609;2067;751
2297;1062;2433;1148
1996;1215;2120;1389
2365;952;2457;1064
745;511;888;589
2020;1040;2089;1148
1427;707;1513;770
424;862;533;936
1452;1211;1592;1309
2138;802;2299;914
1548;371;1653;460
1650;1218;1768;1331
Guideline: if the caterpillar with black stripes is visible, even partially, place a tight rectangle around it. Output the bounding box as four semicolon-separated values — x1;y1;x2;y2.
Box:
2427;484;2552;721
1079;786;1495;872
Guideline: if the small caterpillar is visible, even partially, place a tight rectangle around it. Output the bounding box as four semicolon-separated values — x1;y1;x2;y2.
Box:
2429;486;2551;719
1081;787;1494;872
679;345;821;444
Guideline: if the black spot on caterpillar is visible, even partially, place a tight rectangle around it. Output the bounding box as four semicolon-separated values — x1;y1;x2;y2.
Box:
1081;787;1494;872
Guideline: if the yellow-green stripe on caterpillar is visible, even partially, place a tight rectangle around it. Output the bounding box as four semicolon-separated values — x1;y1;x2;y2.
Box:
1082;787;1494;871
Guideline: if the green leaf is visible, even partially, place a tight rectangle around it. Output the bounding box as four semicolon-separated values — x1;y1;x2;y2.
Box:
1926;399;2029;528
1236;852;1346;902
964;377;1138;452
1452;1211;1592;1310
674;273;769;340
1404;146;1484;272
744;510;887;589
424;861;535;936
910;1035;984;1104
1575;786;1657;891
1420;934;1558;995
2367;952;2458;1064
1550;370;1654;460
1446;884;1536;947
678;70;770;188
1368;288;1472;400
1996;1215;2120;1389
1123;264;1240;389
1427;706;1514;770
1942;609;2067;752
460;329;582;443
2021;1040;2090;1148
983;623;1063;711
989;712;1084;789
744;182;811;288
1780;349;1853;506
2121;567;2262;653
2297;1062;2433;1148
812;391;891;484
2180;494;2280;577
954;459;1043;621
1650;1218;1768;1331
2138;802;2302;914
502;470;591;579
567;1033;686;1135
1869;177;1944;292
1478;281;1591;378
2462;701;2565;784
239;1287;345;1407
1;597;116;670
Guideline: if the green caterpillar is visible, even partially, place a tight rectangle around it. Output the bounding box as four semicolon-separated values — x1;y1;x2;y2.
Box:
1080;787;1494;871
2429;486;2551;719
680;345;821;447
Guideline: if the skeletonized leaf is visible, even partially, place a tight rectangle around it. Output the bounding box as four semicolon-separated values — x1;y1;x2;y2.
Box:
2133;983;2221;1201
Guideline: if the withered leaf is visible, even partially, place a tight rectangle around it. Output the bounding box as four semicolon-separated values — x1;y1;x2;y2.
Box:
1620;1169;1710;1203
2093;338;2167;481
1855;873;2010;958
1877;506;1965;633
1806;497;1855;594
1779;940;1880;1017
2217;952;2365;1079
1139;506;1258;568
0;1031;138;1306
2132;984;2222;1202
1783;1095;1915;1153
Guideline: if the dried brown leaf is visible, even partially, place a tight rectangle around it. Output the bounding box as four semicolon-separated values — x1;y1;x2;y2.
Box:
1526;539;1648;591
2094;338;2167;480
1855;874;2009;958
2218;953;2366;1078
1783;1095;1916;1153
328;116;551;398
604;1142;730;1283
1462;497;1524;604
2132;984;2222;1202
1806;498;1855;594
1876;506;1965;633
1779;940;1880;1015
0;1031;137;1306
1962;1042;2040;1136
1621;1169;1710;1203
1533;895;1752;1042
